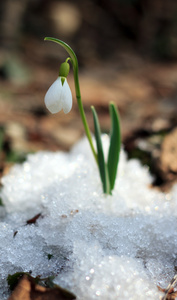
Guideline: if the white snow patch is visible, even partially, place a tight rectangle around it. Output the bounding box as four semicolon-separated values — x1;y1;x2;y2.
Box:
0;135;176;299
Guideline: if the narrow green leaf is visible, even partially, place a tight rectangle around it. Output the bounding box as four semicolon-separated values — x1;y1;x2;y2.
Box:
107;102;121;191
0;128;4;153
91;106;110;194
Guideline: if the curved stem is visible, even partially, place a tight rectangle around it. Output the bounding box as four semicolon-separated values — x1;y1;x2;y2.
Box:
44;37;97;163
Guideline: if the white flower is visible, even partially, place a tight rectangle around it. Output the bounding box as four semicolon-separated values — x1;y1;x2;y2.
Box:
44;77;72;114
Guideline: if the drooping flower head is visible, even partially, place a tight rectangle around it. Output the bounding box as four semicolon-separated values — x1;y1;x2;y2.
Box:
44;37;121;195
44;61;72;114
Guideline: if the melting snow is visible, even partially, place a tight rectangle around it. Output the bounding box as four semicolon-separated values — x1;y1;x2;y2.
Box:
0;135;177;299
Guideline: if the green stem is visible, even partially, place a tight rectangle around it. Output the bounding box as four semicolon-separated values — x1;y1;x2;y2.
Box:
44;37;97;163
71;57;98;163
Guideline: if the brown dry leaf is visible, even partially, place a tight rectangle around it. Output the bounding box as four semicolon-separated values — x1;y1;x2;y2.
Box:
26;213;42;225
8;276;31;300
160;127;177;182
158;285;177;300
8;275;76;300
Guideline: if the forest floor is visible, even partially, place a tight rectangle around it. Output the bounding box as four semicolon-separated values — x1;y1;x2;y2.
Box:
1;38;177;192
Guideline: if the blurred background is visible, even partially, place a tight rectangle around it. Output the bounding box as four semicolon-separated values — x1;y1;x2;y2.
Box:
1;0;177;188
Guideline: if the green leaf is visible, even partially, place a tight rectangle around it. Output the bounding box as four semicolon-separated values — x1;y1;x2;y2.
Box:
91;106;110;194
107;103;121;191
0;198;4;206
47;253;53;260
0;127;4;153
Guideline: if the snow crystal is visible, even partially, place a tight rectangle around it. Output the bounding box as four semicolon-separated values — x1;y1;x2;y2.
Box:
0;135;177;299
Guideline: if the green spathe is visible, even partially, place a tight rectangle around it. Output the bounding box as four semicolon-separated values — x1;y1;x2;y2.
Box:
59;62;70;79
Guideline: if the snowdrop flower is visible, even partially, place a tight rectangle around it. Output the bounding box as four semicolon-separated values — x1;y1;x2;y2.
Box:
44;37;121;195
44;76;72;114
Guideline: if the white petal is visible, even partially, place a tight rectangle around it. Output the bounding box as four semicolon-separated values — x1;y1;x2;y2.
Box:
61;79;72;114
44;78;62;114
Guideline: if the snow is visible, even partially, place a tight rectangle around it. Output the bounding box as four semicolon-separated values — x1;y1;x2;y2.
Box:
0;134;177;299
